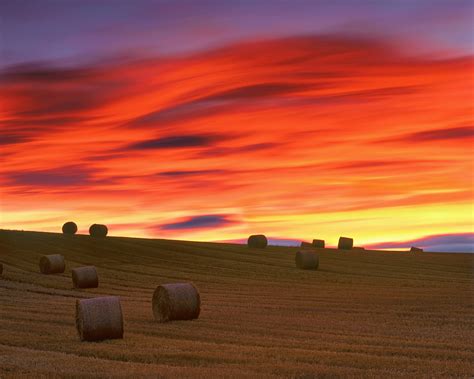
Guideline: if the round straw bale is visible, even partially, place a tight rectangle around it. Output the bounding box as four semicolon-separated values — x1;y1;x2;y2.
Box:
62;221;78;235
300;241;313;248
295;251;319;270
312;239;325;248
39;254;65;274
410;246;423;253
152;283;200;322
338;236;353;250
72;266;99;289
76;296;123;341
247;234;267;248
89;224;108;238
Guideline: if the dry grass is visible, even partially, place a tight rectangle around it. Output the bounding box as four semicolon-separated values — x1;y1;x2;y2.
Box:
0;229;473;378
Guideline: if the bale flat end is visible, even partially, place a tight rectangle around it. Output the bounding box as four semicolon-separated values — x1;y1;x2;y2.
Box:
62;221;78;235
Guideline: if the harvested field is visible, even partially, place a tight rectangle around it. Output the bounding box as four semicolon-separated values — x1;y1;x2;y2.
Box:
0;229;473;377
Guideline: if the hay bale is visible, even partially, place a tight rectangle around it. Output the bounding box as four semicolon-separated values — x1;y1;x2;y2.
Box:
312;239;325;248
295;251;319;270
62;221;78;235
353;246;365;251
39;254;65;274
76;296;123;341
410;246;423;253
152;283;200;322
338;237;353;250
89;224;108;238
247;234;267;248
72;266;99;289
300;241;313;248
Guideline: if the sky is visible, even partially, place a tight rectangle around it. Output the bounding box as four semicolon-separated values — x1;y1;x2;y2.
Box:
1;0;473;252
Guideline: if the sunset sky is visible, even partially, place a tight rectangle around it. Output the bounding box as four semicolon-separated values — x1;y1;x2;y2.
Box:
1;0;473;251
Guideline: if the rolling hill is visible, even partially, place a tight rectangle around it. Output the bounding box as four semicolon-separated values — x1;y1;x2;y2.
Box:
0;229;473;377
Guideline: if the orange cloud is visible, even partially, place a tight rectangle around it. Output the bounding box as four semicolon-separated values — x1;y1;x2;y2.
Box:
1;35;472;246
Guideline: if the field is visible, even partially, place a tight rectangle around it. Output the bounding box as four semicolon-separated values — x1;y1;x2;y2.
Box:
0;229;473;378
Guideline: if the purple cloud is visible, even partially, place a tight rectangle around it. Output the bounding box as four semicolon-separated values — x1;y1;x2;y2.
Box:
158;214;236;231
128;99;223;127
381;126;474;144
205;82;312;101
368;233;474;253
1;62;128;120
0;133;32;146
158;169;229;177
267;238;301;246
6;166;95;187
407;126;474;141
0;63;92;83
122;134;219;151
222;237;301;246
196;142;280;159
127;81;311;129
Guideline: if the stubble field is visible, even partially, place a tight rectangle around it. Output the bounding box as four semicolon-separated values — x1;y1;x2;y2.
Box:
0;229;473;378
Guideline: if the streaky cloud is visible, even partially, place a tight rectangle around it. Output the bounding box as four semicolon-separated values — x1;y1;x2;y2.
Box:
367;233;474;253
158;169;229;177
0;133;32;146
380;126;474;143
6;166;96;187
122;134;220;151
157;214;236;231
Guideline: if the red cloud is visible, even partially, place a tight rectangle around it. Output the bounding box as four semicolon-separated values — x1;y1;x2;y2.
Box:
1;35;472;243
